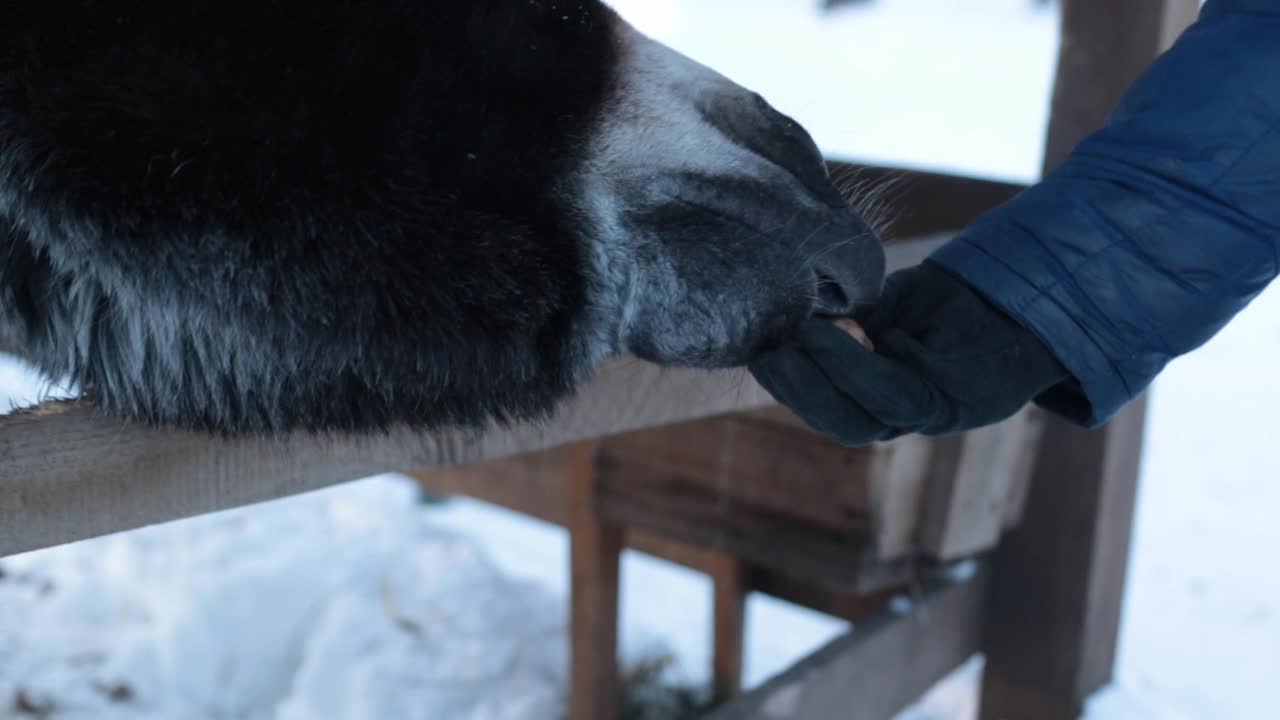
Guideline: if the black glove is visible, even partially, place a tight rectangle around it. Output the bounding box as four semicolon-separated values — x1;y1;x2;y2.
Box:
748;261;1070;446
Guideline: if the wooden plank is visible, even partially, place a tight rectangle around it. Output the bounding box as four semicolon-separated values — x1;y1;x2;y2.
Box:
624;531;724;580
737;404;939;563
704;563;989;720
738;403;822;433
588;409;942;589
591;409;945;572
0;234;951;559
1038;0;1185;170
865;433;933;560
590;411;921;591
594;471;915;593
917;407;1045;560
409;445;916;621
709;552;748;700
0;361;772;558
978;1;1196;717
566;442;622;720
594;413;880;534
1000;408;1048;530
410;447;571;526
980;399;1149;720
744;568;909;625
1160;0;1202;57
593;453;875;586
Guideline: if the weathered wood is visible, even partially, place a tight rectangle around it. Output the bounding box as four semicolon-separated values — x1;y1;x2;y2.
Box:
709;551;748;700
1160;0;1201;61
566;442;622;720
596;412;878;534
743;568;910;625
1039;0;1184;170
0;234;951;559
918;407;1045;560
1000;409;1046;530
0;362;775;559
979;1;1196;717
412;450;915;626
590;413;924;592
981;399;1149;720
609;397;1032;567
748;401;1030;561
705;563;989;720
590;404;1036;589
409;448;571;526
586;404;947;589
865;432;933;560
593;457;885;590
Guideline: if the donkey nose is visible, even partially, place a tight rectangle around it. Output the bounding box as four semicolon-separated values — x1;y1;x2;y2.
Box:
748;95;842;204
809;220;886;317
698;90;844;207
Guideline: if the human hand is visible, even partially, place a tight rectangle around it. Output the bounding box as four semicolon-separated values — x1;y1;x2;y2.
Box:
748;261;1070;446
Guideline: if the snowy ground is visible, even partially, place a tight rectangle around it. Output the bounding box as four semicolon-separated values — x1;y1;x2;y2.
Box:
3;1;1277;718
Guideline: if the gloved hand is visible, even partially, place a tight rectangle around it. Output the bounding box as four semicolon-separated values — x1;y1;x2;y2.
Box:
748;260;1070;446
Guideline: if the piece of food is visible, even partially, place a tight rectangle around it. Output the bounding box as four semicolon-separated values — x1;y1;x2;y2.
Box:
833;317;873;349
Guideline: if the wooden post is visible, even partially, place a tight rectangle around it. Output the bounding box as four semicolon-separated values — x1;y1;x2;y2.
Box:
704;565;990;720
567;441;623;720
978;1;1199;718
708;551;748;701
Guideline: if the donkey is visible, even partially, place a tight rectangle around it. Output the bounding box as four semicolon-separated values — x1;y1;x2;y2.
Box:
0;1;886;435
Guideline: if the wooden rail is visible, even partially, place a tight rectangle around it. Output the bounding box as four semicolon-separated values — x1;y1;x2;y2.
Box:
0;357;774;557
706;563;989;720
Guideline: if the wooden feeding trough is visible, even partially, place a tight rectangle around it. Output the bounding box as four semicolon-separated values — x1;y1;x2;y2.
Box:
0;0;1198;718
412;399;1046;717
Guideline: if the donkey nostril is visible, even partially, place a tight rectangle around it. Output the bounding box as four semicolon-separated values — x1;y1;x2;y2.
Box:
814;271;853;317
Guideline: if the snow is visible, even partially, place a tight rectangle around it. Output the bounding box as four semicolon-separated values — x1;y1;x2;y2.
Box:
0;478;577;719
2;1;1277;718
607;0;1060;184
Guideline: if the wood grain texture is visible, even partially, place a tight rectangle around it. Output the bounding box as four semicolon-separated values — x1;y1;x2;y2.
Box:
594;412;879;534
978;1;1196;717
412;448;916;625
409;447;572;526
565;442;622;720
918;407;1045;560
704;564;989;720
588;413;927;593
865;432;933;560
0;360;772;558
709;551;748;700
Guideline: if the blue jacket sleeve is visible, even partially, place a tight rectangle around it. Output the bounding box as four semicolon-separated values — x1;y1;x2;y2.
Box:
929;0;1280;428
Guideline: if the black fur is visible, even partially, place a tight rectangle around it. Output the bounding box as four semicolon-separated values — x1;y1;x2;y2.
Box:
0;1;619;434
0;1;889;436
